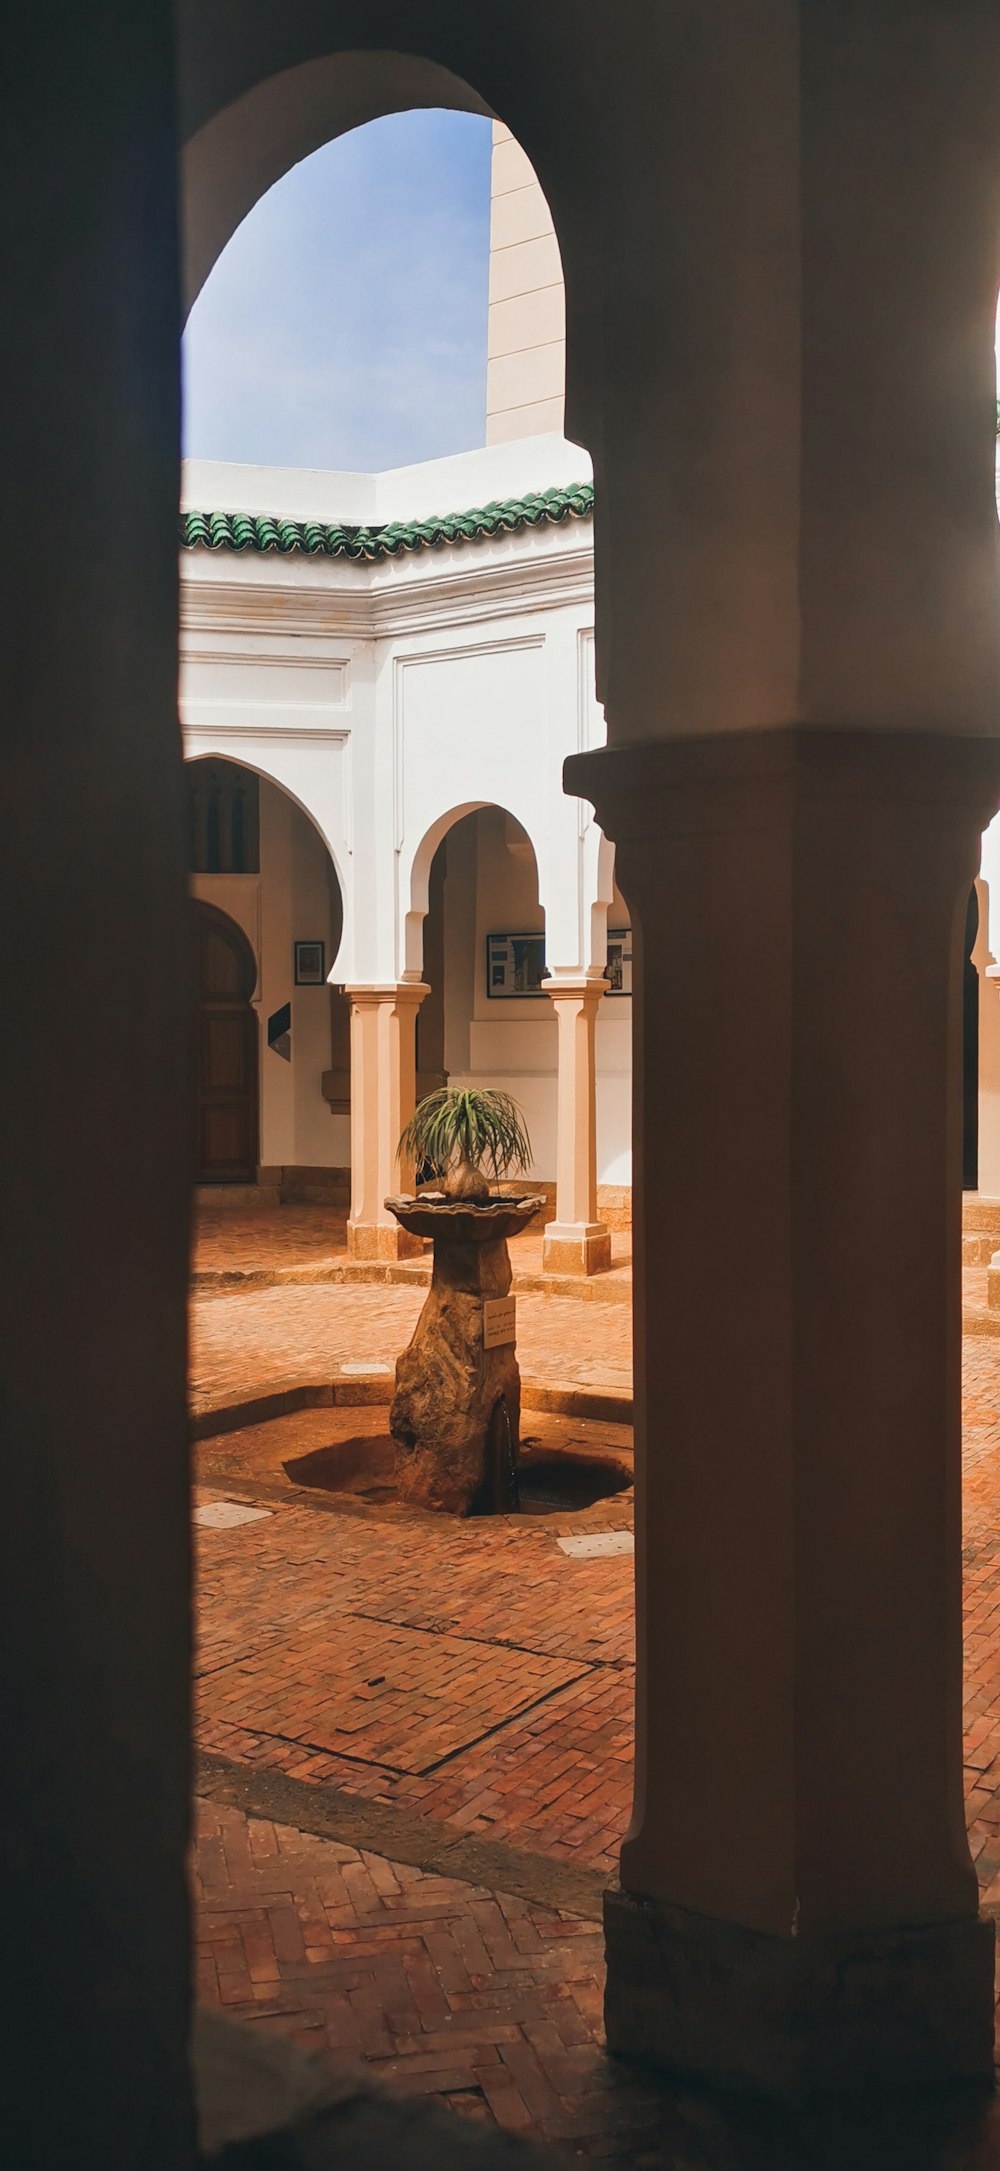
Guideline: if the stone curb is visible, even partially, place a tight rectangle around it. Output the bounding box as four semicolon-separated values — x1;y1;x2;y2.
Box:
191;1376;633;1440
194;1749;606;1923
192;1259;632;1305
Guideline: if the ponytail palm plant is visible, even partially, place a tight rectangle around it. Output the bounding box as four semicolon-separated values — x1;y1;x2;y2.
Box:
399;1086;532;1204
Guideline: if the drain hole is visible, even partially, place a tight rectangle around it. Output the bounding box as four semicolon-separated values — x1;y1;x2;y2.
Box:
515;1451;631;1515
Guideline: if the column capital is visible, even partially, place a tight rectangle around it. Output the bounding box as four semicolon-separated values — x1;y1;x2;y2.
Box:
345;980;430;1009
541;973;610;1007
566;727;1000;848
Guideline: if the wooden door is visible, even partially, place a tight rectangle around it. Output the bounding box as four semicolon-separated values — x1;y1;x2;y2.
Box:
195;902;258;1183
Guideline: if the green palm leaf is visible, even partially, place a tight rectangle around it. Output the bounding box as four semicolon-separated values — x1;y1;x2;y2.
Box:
399;1087;532;1190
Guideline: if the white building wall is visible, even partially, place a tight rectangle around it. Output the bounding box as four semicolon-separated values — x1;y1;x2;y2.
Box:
179;440;631;1194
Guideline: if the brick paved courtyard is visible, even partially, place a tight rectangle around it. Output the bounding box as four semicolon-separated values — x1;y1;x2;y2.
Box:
191;1205;1000;2157
191;1279;631;1428
195;1404;634;1877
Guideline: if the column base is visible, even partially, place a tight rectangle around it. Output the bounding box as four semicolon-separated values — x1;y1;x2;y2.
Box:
542;1221;612;1275
604;1887;995;2098
347;1221;424;1263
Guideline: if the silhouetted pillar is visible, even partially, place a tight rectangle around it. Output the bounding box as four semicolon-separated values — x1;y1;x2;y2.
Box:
568;728;1000;2095
2;3;195;2164
542;974;612;1274
973;882;1000;1201
347;982;429;1261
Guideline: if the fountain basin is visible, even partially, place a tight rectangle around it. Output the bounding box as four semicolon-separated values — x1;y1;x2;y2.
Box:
384;1193;544;1245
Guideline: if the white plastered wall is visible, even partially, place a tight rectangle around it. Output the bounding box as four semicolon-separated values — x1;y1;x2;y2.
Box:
179;437;631;1190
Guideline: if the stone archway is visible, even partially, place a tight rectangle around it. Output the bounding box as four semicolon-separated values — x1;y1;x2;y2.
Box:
424;805;549;1166
12;15;1000;2157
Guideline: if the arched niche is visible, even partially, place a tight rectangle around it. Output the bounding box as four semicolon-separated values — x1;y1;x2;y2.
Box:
405;800;547;980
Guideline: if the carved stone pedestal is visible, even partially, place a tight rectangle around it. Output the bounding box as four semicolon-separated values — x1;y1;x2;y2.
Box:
385;1196;542;1514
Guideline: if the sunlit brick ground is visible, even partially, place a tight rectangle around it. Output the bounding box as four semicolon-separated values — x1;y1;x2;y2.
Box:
193;1197;633;1292
194;1405;634;1875
192;1210;1000;2157
191;1279;634;1423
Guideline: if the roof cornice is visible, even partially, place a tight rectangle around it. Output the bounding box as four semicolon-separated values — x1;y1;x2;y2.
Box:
180;482;594;561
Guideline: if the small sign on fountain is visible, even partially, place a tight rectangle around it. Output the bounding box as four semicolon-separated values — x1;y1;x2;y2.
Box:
483;1296;516;1348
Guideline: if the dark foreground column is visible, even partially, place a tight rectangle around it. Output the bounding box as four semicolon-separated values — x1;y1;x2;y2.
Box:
1;8;194;2165
568;728;1000;2096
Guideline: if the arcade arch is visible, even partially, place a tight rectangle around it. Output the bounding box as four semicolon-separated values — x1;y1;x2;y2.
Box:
185;754;350;1188
181;53;492;315
181;93;630;1269
421;805;551;1172
400;799;631;1270
177;25;1000;2104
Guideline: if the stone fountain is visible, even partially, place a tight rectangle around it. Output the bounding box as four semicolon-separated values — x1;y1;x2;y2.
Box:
384;1191;544;1513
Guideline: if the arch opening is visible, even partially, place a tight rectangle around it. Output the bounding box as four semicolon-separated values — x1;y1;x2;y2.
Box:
186;755;350;1196
179;64;634;2071
417;805;553;1184
182;53;494;316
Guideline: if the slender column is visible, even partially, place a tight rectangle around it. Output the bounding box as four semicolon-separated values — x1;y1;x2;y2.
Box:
974;883;1000;1202
973;887;1000;1308
346;983;429;1262
541;974;612;1274
567;728;1000;2096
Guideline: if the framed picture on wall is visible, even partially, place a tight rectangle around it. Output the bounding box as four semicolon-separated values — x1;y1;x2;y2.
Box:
486;932;547;999
606;927;632;996
294;940;326;986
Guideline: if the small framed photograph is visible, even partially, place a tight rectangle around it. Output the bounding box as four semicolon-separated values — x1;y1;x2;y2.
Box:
486;932;547;999
294;940;326;986
606;927;632;997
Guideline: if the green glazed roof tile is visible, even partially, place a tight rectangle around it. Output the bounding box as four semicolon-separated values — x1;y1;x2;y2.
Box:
181;482;594;561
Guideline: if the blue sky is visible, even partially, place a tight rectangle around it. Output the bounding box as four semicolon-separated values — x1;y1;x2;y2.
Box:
183;111;493;473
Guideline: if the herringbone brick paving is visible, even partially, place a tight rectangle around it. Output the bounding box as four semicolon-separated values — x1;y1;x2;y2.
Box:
193;1805;1000;2166
193;1800;671;2158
